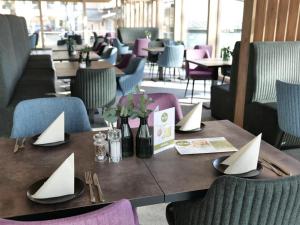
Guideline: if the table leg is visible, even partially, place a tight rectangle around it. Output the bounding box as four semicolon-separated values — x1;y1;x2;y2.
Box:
158;66;164;81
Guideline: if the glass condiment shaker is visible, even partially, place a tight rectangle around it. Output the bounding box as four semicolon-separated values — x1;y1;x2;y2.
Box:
108;129;122;163
93;132;108;162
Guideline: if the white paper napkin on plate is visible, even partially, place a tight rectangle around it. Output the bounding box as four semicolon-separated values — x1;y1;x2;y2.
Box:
176;102;202;131
34;112;65;145
32;153;75;199
222;134;262;174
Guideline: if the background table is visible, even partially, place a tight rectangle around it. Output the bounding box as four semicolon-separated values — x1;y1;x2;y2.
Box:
0;120;299;220
50;45;85;52
54;61;124;79
52;51;100;62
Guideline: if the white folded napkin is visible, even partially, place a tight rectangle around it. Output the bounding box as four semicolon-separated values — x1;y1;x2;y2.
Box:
176;102;202;131
222;134;262;174
34;112;65;145
32;153;75;199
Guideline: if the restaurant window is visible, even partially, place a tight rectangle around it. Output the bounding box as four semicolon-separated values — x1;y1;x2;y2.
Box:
86;0;118;39
0;0;41;46
40;1;84;47
185;0;209;48
162;0;174;39
216;0;243;56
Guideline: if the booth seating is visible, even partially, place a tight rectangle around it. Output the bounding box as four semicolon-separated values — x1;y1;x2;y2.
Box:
211;41;300;148
117;27;158;48
0;14;55;137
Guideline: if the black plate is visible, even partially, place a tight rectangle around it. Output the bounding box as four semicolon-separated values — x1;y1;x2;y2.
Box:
212;156;262;178
175;123;205;133
32;133;70;147
27;177;84;204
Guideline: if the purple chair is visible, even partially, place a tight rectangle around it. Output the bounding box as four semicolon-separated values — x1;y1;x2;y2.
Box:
118;93;183;128
116;54;136;70
194;45;212;58
0;199;139;225
185;48;214;103
133;38;150;58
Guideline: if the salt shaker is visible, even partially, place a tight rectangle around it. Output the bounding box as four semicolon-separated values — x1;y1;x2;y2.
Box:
93;132;108;162
108;129;122;163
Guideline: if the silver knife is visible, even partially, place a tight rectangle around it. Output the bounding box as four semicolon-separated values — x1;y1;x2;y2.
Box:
93;173;105;202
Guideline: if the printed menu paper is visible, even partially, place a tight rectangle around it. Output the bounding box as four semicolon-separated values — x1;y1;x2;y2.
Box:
154;107;175;154
175;137;237;155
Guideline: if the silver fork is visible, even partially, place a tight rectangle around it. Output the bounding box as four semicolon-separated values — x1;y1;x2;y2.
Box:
84;171;96;203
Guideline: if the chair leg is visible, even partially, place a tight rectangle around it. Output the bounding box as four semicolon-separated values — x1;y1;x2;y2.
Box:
184;78;190;97
191;80;195;104
173;68;176;80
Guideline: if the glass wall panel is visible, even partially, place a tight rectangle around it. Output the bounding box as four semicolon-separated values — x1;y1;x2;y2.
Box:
40;1;84;47
217;0;243;55
0;0;41;46
185;0;208;48
162;0;174;39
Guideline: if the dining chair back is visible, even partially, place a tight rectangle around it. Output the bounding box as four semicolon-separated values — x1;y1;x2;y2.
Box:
102;47;118;65
147;40;164;78
167;175;300;225
11;97;91;138
116;53;136;70
163;39;176;46
118;93;183;128
117;57;146;96
0;199;139;225
276;80;300;138
133;38;150;57
194;45;212;58
71;67;116;111
113;38;130;55
157;45;184;68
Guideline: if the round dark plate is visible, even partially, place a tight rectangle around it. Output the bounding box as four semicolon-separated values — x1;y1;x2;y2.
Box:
32;133;70;147
27;177;84;204
212;156;262;178
175;123;205;133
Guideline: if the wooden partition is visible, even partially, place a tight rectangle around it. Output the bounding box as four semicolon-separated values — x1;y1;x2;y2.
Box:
234;0;300;126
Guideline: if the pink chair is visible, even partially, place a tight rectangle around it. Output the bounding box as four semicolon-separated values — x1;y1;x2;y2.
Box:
133;38;150;58
118;93;183;128
0;199;139;225
185;48;214;103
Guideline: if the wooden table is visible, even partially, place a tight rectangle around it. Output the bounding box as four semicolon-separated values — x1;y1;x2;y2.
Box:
52;51;100;62
54;61;124;79
50;45;86;52
1;120;300;220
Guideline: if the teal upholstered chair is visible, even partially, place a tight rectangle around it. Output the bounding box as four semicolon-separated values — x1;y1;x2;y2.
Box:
117;57;146;96
11;97;91;138
102;47;118;65
276;80;300;160
71;67;116;116
166;175;300;225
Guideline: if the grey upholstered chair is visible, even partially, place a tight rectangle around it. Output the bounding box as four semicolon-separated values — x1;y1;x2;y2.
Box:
11;97;91;138
71;67;116;117
166;175;300;225
276;80;300;160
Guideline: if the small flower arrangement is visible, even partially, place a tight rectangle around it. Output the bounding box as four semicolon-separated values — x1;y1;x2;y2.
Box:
81;46;92;53
144;30;152;40
221;46;233;61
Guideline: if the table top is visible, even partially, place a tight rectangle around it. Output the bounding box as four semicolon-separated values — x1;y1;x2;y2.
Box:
54;61;124;79
0;132;163;219
143;47;165;53
50;45;86;52
0;120;299;219
144;120;300;202
186;58;232;67
52;51;100;62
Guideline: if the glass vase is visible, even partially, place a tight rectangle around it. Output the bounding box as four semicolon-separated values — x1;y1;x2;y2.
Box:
120;116;134;157
136;117;153;158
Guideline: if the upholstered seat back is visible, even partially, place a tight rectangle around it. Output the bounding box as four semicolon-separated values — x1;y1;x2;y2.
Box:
174;175;300;225
248;41;300;103
118;27;158;44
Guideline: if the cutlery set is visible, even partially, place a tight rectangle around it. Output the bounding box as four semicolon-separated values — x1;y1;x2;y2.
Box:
259;157;291;177
85;171;105;203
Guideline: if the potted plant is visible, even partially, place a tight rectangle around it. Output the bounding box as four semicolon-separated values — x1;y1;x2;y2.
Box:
67;37;75;56
221;46;232;61
134;93;154;158
144;30;152;40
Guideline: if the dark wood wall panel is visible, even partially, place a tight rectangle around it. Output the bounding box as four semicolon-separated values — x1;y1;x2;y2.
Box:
286;0;300;40
253;0;267;41
264;0;279;41
275;0;289;41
